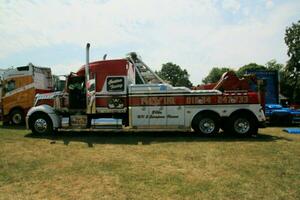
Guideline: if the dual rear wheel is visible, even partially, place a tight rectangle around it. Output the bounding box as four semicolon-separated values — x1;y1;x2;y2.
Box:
192;112;258;136
225;114;258;136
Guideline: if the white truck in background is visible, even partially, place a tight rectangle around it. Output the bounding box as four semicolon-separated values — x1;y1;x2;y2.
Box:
0;63;53;125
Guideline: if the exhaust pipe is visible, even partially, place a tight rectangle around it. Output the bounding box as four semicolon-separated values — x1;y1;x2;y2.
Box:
85;43;90;81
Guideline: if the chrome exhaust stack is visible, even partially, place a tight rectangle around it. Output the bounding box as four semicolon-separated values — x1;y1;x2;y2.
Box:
85;43;90;81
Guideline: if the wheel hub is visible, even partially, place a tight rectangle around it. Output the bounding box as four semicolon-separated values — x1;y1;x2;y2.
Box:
234;118;250;134
12;113;22;124
199;118;215;134
34;119;48;133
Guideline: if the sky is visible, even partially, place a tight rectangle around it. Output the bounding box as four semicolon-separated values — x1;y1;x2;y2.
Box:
0;0;299;84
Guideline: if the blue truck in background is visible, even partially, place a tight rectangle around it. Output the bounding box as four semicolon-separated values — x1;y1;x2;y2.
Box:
246;70;279;104
265;104;300;125
246;70;300;125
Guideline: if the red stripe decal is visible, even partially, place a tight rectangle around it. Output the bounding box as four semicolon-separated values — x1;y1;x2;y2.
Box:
95;93;259;107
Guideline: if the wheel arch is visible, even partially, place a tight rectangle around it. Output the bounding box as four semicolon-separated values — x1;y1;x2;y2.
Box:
229;109;258;122
191;109;221;127
8;106;25;118
9;106;24;114
27;105;60;129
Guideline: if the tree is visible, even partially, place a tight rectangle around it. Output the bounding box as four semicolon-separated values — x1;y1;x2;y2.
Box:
157;62;193;88
236;63;266;77
285;20;300;102
202;67;231;84
279;70;296;100
265;59;284;71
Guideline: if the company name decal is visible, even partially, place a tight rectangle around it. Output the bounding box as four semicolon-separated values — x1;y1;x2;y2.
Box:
130;95;251;106
217;96;249;104
185;96;211;104
186;96;249;104
141;97;175;105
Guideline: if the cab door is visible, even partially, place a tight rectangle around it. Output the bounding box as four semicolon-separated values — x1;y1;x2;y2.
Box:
68;75;86;109
86;78;96;114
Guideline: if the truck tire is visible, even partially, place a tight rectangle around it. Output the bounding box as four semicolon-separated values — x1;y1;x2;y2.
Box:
228;114;258;136
10;109;25;125
192;113;220;135
29;113;53;135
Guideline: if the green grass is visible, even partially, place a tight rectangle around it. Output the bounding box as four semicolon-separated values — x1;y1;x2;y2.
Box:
0;126;300;200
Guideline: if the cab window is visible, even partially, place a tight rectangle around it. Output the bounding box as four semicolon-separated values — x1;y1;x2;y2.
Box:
6;80;16;92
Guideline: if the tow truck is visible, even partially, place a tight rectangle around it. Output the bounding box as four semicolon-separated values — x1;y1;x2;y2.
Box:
26;44;266;136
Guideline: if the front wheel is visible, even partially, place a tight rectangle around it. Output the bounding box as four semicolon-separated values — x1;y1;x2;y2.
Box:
29;113;53;135
229;114;258;136
10;109;25;125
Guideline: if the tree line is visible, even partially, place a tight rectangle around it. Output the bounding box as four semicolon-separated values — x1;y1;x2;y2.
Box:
156;20;300;103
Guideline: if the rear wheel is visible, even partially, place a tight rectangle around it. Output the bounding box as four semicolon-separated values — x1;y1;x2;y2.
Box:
192;113;220;135
228;114;258;136
10;109;24;125
29;113;53;135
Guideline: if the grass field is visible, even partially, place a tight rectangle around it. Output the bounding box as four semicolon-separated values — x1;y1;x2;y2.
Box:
0;126;299;200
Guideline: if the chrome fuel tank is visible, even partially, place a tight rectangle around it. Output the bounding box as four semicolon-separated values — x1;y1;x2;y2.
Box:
91;118;122;128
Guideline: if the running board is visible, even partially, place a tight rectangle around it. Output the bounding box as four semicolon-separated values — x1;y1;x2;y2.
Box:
57;127;192;132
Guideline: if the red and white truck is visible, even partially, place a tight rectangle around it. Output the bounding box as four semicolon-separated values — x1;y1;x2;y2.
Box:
26;44;266;136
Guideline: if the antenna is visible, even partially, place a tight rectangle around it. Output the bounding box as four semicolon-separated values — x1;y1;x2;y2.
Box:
103;54;107;60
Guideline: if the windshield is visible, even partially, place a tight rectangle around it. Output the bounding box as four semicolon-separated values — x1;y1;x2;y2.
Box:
53;75;66;91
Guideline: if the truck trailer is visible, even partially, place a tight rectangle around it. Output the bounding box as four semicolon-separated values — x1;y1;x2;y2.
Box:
26;44;266;136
